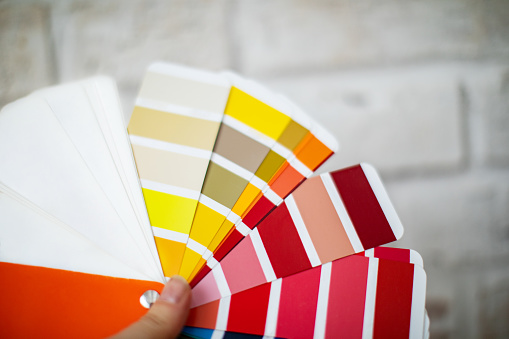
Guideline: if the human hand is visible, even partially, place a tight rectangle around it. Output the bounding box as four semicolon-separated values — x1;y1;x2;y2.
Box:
111;275;191;339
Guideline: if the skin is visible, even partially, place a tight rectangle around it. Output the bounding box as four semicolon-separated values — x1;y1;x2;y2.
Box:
111;275;192;339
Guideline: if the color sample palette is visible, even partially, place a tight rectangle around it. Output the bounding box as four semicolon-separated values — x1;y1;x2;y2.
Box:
0;66;430;339
184;93;338;283
128;63;230;277
191;163;404;307
185;255;427;339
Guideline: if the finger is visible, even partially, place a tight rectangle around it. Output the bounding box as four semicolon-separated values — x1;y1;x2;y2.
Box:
112;275;192;339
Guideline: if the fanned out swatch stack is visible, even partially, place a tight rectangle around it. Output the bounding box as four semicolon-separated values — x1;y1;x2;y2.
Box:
0;63;429;339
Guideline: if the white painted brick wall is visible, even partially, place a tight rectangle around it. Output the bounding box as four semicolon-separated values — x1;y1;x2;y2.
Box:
52;0;232;96
0;3;55;104
264;65;464;174
1;1;508;338
463;65;509;166
233;0;497;76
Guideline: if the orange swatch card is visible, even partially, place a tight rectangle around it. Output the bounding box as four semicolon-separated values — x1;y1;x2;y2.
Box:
0;262;163;338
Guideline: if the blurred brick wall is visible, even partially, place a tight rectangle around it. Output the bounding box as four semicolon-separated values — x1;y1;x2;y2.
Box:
1;1;508;337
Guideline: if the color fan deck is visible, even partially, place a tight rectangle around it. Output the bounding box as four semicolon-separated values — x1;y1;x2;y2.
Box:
0;63;429;339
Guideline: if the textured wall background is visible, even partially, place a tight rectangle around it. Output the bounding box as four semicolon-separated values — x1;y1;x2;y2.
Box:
1;1;508;338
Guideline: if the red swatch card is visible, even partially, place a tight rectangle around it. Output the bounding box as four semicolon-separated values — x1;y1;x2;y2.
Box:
185;255;426;339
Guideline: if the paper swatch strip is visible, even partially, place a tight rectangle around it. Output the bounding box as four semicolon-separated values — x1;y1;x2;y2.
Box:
0;72;429;339
0;184;151;281
128;63;230;277
191;163;404;307
185;255;426;339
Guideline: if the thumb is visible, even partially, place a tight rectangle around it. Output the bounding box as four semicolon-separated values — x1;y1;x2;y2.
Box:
112;275;192;339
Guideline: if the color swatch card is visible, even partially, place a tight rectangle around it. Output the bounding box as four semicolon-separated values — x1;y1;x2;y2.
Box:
184;254;427;339
191;163;404;307
0;262;164;338
0;62;429;338
183;247;429;339
182;248;430;339
128;63;230;277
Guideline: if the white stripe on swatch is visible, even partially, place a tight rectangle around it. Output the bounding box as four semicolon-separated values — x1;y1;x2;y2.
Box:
151;226;189;244
264;278;282;337
250;175;267;191
226;211;241;225
211;331;224;339
212;264;231;298
364;248;375;257
215;295;231;331
314;262;332;339
235;221;251;237
250;228;276;282
141;178;201;201
271;142;292;159
409;266;427;339
321;173;364;253
211;153;253;182
263;187;283;206
285;195;321;267
222;115;275;149
130;134;211;159
289;156;313;178
206;256;218;269
187;238;208;256
362;258;379;339
200;194;230;217
360;163;404;240
135;97;223;122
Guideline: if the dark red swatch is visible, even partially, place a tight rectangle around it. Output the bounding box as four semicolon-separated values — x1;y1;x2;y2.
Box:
257;202;312;278
373;259;414;339
330;165;396;249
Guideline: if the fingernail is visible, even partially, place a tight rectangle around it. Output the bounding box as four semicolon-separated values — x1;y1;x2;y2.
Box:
159;275;189;305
